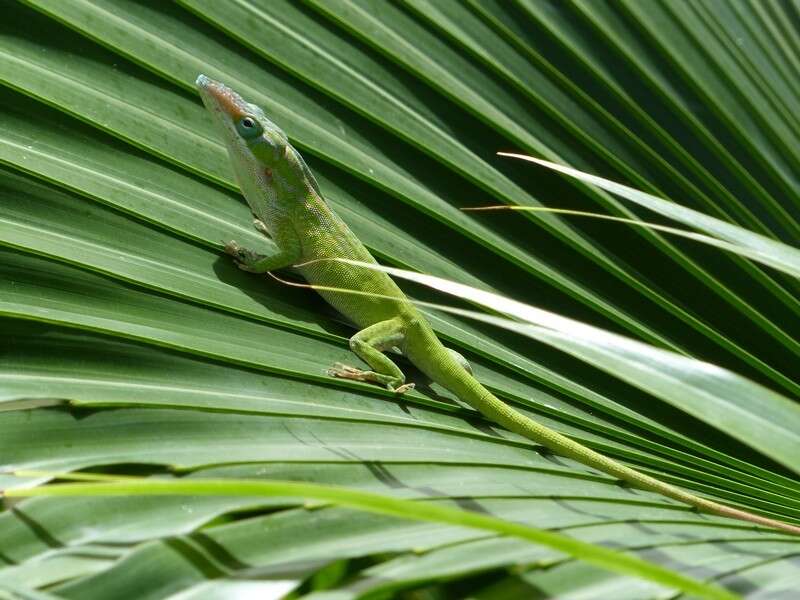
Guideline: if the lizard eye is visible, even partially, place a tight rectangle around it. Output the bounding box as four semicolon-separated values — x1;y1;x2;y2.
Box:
236;116;262;139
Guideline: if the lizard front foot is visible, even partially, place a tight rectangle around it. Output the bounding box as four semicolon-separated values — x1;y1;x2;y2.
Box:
224;240;262;272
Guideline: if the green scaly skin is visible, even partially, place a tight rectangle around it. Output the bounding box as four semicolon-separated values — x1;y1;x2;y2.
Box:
196;75;800;536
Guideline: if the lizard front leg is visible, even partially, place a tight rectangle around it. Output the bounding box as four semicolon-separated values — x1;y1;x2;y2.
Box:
328;318;414;393
225;219;301;273
225;241;298;272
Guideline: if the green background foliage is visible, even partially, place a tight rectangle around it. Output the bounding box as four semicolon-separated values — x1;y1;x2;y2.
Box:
1;0;799;597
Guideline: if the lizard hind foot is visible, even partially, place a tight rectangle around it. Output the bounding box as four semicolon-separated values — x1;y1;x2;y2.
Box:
393;383;415;394
327;363;409;392
327;362;364;380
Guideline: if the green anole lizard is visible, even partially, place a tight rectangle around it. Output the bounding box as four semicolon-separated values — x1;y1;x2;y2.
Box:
196;74;799;535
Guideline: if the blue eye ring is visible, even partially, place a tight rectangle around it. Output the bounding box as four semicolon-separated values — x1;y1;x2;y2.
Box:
236;115;262;139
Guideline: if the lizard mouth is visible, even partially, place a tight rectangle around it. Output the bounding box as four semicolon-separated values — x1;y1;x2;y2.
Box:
195;74;247;120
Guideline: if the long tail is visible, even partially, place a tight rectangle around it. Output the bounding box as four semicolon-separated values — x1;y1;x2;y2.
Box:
415;332;800;536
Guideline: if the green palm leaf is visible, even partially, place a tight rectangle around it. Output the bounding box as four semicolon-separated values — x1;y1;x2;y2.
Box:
2;0;799;597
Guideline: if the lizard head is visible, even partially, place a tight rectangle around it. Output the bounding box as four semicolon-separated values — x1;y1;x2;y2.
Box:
196;74;324;225
195;74;288;167
196;74;323;221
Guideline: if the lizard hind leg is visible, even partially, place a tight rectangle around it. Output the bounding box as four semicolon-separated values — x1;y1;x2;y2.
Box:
327;318;414;393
